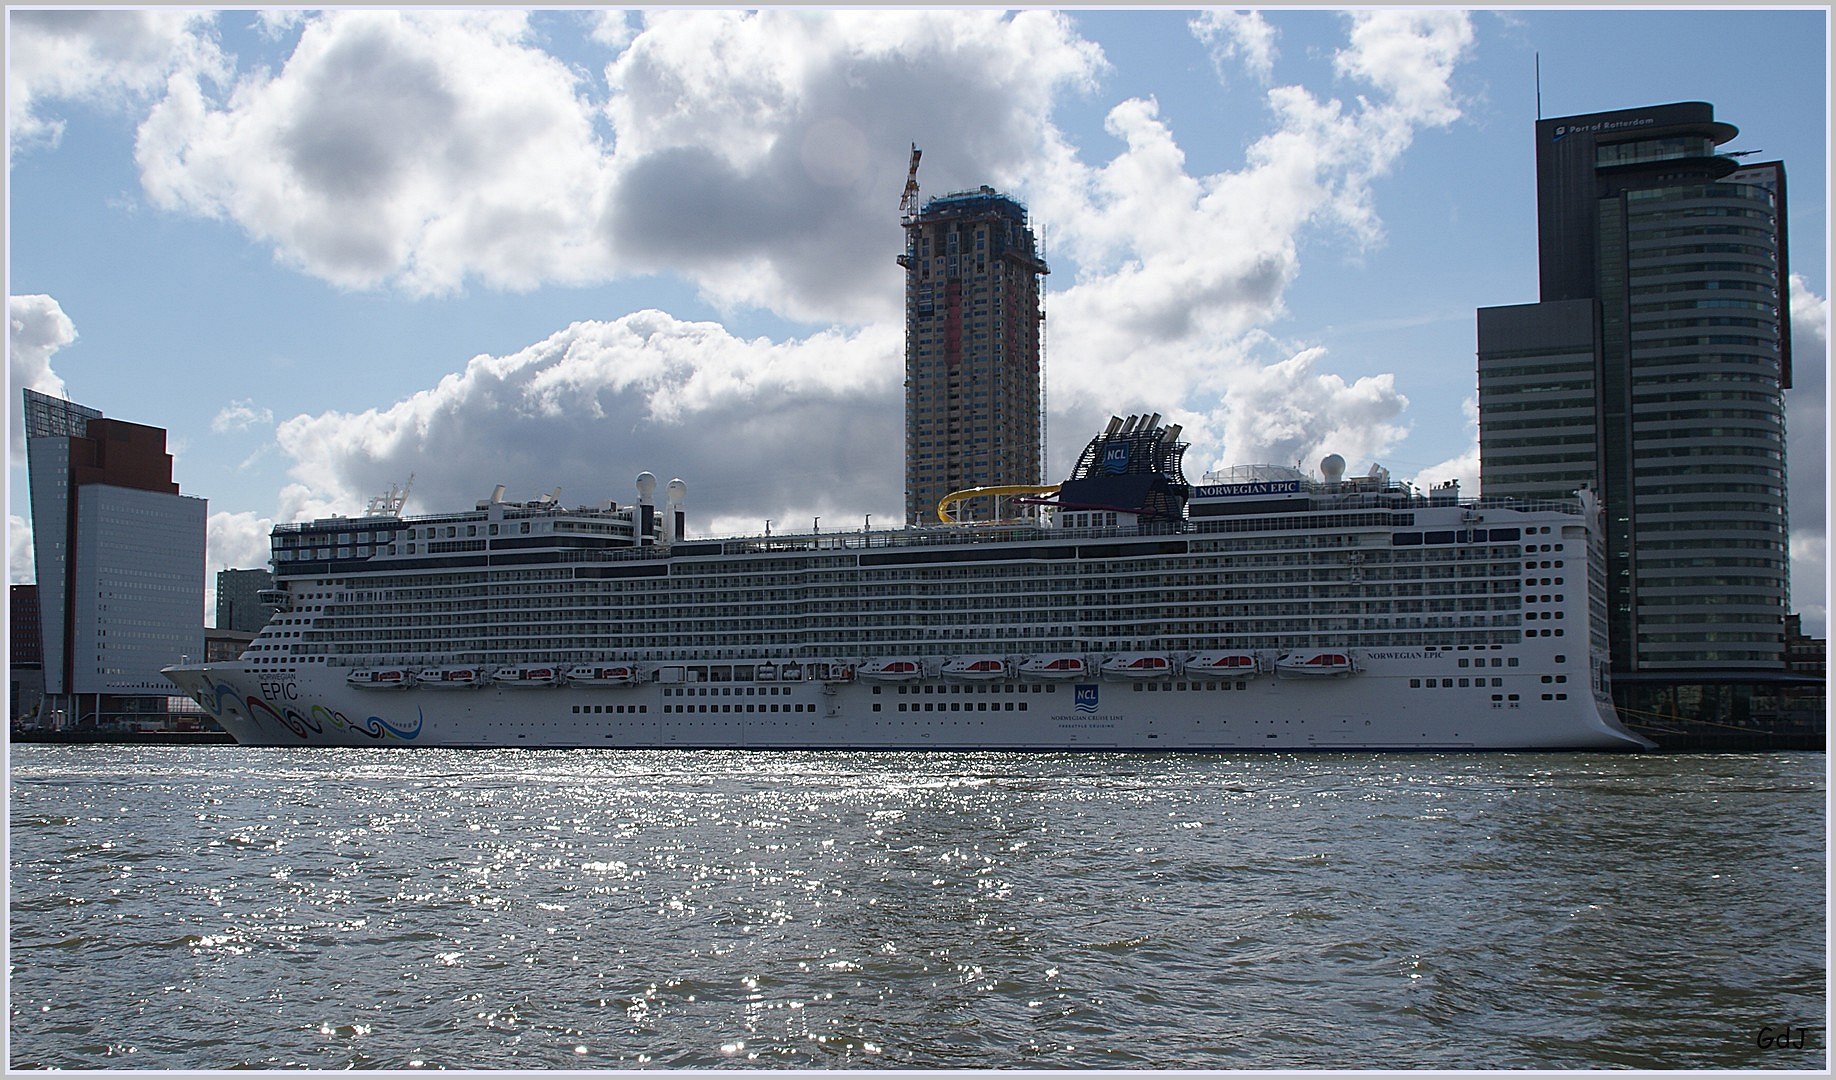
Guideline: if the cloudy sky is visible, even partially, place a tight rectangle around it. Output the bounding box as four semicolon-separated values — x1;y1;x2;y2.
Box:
7;6;1830;633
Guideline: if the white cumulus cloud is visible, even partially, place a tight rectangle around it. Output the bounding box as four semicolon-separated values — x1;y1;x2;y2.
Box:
137;10;613;295
9;294;79;462
596;8;1106;324
131;8;1106;322
1191;10;1278;85
1190;345;1411;478
8;9;226;150
211;399;275;434
9;515;34;585
1031;10;1473;474
271;311;904;532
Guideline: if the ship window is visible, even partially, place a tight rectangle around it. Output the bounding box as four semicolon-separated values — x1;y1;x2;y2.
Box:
1393;533;1422;546
1410;679;1421;688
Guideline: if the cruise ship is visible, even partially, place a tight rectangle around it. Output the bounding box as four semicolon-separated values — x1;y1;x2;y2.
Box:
164;415;1651;750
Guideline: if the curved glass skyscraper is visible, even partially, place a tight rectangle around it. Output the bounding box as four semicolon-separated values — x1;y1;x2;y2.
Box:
1478;102;1791;675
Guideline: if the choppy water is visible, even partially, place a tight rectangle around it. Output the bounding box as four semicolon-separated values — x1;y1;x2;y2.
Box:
6;747;1825;1070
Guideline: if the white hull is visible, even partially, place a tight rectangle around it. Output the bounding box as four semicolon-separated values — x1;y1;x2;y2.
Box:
165;653;1648;751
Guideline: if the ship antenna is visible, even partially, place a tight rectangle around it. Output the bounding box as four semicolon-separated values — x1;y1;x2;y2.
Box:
1534;52;1542;121
366;473;414;517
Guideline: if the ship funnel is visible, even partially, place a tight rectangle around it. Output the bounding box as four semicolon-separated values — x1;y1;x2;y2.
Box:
1104;415;1123;436
1145;412;1161;432
1320;454;1346;483
1162;423;1182;445
492;484;507;504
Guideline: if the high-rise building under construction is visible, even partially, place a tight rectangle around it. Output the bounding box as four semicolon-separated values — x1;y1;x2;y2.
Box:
900;181;1048;524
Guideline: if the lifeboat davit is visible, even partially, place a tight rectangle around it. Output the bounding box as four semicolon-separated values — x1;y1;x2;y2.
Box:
1100;654;1173;679
1274;651;1358;679
564;664;641;687
347;668;414;689
1186;652;1266;678
1018;655;1087;680
859;659;925;683
415;666;485;689
492;665;560;687
941;656;1009;681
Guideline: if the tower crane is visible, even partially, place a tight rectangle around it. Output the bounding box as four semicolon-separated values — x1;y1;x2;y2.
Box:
896;144;922;270
899;143;922;222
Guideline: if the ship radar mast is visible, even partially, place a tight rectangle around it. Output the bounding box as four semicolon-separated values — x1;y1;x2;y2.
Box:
366;473;414;518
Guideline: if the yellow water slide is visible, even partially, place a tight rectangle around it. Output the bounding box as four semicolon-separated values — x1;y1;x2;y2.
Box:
936;484;1061;524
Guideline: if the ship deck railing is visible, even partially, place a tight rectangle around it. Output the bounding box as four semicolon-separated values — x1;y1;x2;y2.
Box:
558;494;1583;564
271;492;1584;559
